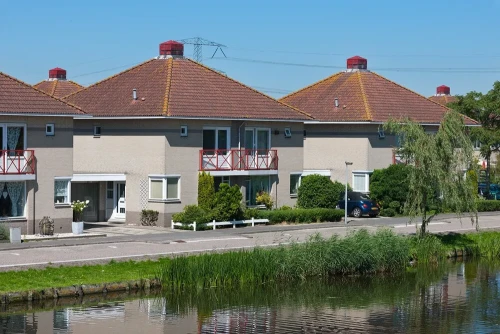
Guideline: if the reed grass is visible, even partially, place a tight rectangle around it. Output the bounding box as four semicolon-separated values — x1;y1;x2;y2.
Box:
158;229;410;289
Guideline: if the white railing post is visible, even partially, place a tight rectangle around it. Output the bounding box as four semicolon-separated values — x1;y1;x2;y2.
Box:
171;219;174;229
252;217;255;227
193;221;196;231
213;219;216;230
233;219;236;228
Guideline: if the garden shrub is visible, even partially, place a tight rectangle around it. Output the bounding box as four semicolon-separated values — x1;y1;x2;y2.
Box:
256;191;274;210
172;205;210;226
380;208;396;217
243;208;261;220
0;225;8;241
370;164;411;209
254;208;344;224
279;205;293;210
476;200;500;212
198;172;215;211
213;183;243;221
389;201;401;214
140;210;159;226
297;174;349;209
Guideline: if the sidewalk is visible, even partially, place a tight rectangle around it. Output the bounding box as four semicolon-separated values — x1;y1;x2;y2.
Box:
0;213;498;271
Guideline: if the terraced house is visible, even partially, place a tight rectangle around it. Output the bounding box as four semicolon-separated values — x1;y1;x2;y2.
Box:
281;56;477;193
0;71;85;234
63;40;311;226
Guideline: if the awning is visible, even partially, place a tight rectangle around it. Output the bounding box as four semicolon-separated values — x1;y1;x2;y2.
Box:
71;174;126;182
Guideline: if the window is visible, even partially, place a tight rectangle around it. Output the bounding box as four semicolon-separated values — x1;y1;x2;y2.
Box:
0;124;26;153
245;176;270;206
180;125;188;137
54;179;71;205
214;176;230;191
46;123;55;136
284;127;292;138
473;140;481;150
290;173;301;197
107;181;114;199
352;173;370;193
378;127;385;139
149;176;180;201
93;126;101;137
0;181;26;218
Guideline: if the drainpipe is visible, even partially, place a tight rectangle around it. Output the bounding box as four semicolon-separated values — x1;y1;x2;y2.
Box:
238;122;246;149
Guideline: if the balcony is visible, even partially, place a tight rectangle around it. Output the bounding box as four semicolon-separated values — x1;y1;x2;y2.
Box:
0;150;36;180
200;149;278;172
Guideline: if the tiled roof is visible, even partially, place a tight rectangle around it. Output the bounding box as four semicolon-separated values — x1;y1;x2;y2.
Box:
0;71;85;115
280;70;477;125
64;58;311;120
428;95;458;106
34;80;83;98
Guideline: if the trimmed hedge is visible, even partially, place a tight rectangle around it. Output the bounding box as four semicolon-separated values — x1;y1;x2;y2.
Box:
476;200;500;212
253;208;344;224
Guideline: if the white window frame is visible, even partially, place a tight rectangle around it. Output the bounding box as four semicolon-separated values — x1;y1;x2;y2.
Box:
473;139;481;150
290;172;302;197
352;171;371;193
46;123;55;136
148;175;181;202
284;127;292;138
93;126;101;137
54;177;71;206
0;181;27;220
0;123;28;151
202;126;231;149
180;125;188;137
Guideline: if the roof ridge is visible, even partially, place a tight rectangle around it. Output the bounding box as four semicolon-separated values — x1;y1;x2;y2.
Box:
185;58;313;119
162;58;173;116
0;71;84;114
357;71;372;121
62;59;155;100
50;80;58;96
279;72;344;101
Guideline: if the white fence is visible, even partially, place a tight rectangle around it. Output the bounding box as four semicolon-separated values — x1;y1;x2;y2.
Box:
171;217;269;231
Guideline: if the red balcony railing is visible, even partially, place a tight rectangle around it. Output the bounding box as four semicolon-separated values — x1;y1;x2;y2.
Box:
0;150;36;175
200;149;278;171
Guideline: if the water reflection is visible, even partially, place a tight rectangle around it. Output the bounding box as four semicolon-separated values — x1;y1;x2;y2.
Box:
1;260;499;333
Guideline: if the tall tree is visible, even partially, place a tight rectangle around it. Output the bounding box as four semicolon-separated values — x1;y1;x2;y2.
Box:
385;111;478;237
448;81;500;197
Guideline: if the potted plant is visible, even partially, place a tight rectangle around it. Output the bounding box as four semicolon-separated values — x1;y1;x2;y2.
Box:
71;200;89;235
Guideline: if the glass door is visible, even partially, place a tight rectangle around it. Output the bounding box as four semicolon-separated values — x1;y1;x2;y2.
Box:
202;127;230;169
115;182;126;218
245;128;270;169
0;125;26;174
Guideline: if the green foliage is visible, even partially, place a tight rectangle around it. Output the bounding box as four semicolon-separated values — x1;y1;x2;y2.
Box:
197;172;215;211
466;169;479;198
476;200;500;212
157;229;410;289
389;201;401;213
409;234;447;263
172;205;210;227
212;183;243;221
0;225;8;241
140;210;159;226
380;208;396;217
385;111;478;236
297;174;349;209
256;191;274;210
279;205;293;210
253;208;344;224
243;208;261;220
370;164;411;209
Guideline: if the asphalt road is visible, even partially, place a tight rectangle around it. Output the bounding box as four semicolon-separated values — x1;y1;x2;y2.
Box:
0;212;498;271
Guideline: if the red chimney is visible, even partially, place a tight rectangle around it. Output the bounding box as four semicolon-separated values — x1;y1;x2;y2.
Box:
347;56;367;70
159;40;184;57
49;67;67;80
436;85;451;95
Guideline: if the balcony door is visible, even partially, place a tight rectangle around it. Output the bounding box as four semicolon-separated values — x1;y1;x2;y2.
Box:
0;124;27;174
202;127;231;170
245;128;270;169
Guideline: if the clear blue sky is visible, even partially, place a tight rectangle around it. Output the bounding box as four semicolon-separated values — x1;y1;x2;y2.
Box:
1;0;500;98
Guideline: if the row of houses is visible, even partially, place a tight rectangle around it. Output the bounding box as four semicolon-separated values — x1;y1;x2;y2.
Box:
0;40;477;234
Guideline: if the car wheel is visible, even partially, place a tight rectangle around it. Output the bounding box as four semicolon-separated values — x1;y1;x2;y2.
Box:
352;207;362;218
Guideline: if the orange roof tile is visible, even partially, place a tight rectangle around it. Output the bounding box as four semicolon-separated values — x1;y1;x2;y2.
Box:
0;71;84;115
34;79;84;98
64;57;311;120
428;95;458;106
281;70;477;125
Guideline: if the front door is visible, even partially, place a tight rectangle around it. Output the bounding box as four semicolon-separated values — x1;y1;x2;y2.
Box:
71;183;99;222
115;182;126;219
245;128;270;169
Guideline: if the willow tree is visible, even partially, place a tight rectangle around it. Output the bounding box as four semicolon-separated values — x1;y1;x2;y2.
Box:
385;111;478;236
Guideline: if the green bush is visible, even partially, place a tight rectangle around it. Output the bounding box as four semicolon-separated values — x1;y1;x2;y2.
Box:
172;205;210;226
0;225;8;241
389;201;401;214
256;191;273;210
279;205;293;210
476;200;500;212
213;184;243;221
243;208;261;220
140;210;159;226
380;208;396;217
297;174;349;209
198;172;215;211
254;208;344;224
370;164;411;209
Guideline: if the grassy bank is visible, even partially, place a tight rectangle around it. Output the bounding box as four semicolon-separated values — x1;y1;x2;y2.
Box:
1;230;500;295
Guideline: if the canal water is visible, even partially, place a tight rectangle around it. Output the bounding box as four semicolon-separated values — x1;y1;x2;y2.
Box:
1;260;499;333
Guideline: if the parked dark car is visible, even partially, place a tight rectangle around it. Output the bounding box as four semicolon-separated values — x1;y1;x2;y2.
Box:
338;192;380;218
478;183;500;200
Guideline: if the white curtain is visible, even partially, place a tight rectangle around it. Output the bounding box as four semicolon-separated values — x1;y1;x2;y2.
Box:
7;127;21;151
6;182;23;217
55;180;68;202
